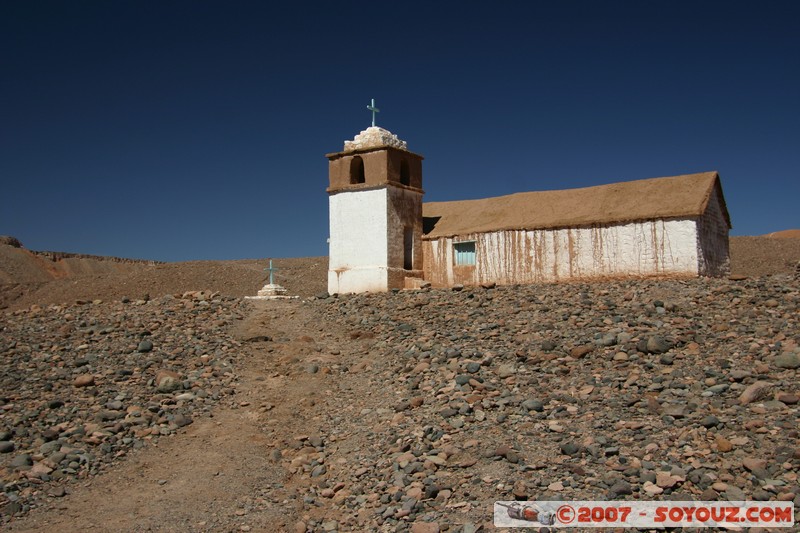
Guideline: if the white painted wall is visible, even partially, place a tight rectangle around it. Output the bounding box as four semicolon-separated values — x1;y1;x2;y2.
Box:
328;188;388;294
424;218;701;286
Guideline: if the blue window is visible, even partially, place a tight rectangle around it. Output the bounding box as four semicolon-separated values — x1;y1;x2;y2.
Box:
453;241;476;266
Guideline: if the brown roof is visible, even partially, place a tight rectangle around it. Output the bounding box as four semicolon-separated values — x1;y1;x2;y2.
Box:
422;171;731;239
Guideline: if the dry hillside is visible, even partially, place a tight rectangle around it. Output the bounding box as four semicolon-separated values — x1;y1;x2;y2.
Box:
1;234;799;310
730;235;800;278
0;238;327;310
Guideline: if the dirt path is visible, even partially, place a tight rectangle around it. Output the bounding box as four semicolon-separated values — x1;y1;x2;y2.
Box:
6;299;361;533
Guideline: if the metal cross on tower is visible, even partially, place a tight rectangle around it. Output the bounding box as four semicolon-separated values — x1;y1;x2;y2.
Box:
264;259;279;285
367;98;380;127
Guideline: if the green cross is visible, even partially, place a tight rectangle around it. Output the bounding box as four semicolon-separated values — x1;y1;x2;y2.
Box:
264;259;279;285
367;98;380;127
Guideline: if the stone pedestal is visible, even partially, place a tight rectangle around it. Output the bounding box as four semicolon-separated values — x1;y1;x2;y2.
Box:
244;284;298;300
257;284;287;297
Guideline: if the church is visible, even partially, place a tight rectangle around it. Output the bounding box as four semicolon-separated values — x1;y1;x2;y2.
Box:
326;123;731;295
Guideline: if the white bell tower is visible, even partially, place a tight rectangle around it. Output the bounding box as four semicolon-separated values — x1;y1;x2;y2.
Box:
326;104;424;294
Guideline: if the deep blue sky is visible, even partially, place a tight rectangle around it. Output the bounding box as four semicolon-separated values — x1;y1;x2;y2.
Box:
2;2;798;261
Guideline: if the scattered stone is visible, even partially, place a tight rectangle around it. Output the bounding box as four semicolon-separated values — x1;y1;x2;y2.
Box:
10;454;32;469
777;392;799;404
137;339;153;352
439;408;458;419
643;481;663;495
172;414;192;428
410;522;440;533
455;374;471;386
541;340;557;352
739;381;773;405
3;502;22;516
662;405;686;418
466;362;481;374
496;364;515;378
729;370;751;381
155;370;182;393
73;374;95;387
243;335;272;343
742;457;767;472
560;441;581;456
715;435;733;452
607;480;633;498
570;345;593;358
655;471;682;488
521;399;544;412
774;353;800;369
511;479;527;499
724;486;746;501
645;335;672;354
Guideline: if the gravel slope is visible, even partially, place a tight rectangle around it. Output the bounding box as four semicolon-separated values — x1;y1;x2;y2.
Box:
3;275;799;531
1;235;799;531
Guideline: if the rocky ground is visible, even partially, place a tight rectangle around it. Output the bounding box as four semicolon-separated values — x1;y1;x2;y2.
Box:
2;272;798;531
0;235;798;531
302;276;799;531
0;292;249;519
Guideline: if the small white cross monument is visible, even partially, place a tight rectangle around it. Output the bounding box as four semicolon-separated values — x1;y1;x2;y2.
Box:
245;259;298;300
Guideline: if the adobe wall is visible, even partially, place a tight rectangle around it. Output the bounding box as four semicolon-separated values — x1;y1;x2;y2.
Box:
696;186;731;276
327;147;423;191
386;187;423;271
422;218;700;287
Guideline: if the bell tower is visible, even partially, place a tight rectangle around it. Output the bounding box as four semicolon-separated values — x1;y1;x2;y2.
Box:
326;105;424;294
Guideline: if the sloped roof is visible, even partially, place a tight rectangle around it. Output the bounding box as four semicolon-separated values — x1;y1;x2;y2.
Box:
422;171;731;239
